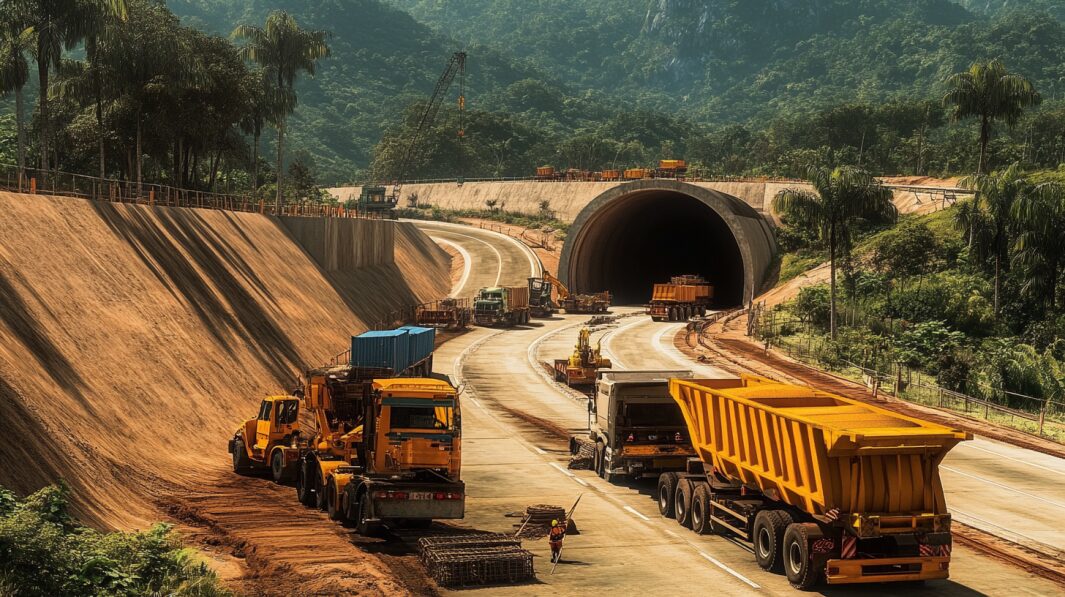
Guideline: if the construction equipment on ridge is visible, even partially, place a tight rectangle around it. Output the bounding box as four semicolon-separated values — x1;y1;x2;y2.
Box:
359;51;467;216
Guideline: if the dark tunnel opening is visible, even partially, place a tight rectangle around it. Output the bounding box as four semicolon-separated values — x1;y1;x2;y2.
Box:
569;191;745;306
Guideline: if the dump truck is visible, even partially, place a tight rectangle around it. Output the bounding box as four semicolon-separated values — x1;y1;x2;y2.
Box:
655;159;688;179
473;285;530;326
415;297;471;330
229;326;464;533
623;168;652;180
660;375;970;588
553;327;612;387
571;370;696;480
647;274;713;321
529;271;610;315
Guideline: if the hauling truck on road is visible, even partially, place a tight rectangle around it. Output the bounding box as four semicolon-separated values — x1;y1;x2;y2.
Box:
229;326;464;534
571;370;696;480
473;285;530;326
528;271;611;316
415;297;471;330
553;327;612;387
660;375;969;588
647;275;713;321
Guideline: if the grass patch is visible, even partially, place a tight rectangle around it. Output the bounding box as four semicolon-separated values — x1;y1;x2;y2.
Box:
778;250;826;283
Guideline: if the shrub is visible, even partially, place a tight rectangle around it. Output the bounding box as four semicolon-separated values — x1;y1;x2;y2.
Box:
0;483;229;597
894;320;965;369
794;285;831;329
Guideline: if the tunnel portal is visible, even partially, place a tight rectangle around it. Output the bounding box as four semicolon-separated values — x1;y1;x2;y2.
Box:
558;180;777;307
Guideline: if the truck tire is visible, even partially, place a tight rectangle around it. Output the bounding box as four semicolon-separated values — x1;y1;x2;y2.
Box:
674;478;694;528
753;509;788;571
657;472;679;518
783;523;825;590
355;493;379;537
595;443;614;482
326;478;342;521
314;470;328;511
231;438;253;475
271;450;292;484
296;460;316;507
691;484;712;534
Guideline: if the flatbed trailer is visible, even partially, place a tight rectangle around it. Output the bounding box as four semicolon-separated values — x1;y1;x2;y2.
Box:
660;375;970;589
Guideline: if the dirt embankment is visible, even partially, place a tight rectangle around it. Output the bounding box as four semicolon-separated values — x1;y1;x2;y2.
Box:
0;193;450;593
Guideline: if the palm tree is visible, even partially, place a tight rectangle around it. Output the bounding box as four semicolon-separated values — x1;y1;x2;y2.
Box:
82;0;127;178
232;11;330;211
1011;182;1065;310
960;163;1031;314
14;0;125;172
773;166;895;338
239;67;272;197
943;60;1040;174
0;8;33;178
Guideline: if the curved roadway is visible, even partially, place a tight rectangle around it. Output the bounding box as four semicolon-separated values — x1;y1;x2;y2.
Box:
414;221;1064;595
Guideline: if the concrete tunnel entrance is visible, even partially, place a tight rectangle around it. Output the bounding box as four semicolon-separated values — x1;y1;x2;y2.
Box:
558;180;778;307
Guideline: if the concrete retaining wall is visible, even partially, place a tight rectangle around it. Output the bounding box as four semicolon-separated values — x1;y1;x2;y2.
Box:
279;217;396;271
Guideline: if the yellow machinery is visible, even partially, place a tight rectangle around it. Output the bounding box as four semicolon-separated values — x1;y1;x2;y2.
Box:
660;375;970;588
230;364;464;534
554;327;612;386
530;271;610;316
230;395;302;482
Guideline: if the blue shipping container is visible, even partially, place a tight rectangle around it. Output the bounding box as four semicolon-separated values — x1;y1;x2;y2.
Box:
351;329;411;372
398;325;436;367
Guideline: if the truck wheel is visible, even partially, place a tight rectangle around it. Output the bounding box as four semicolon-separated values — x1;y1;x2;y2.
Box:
691;484;712;534
231;438;253;475
296;460;316;507
326;478;342;521
674;478;694;528
657;473;679;518
753;510;788;571
355;494;378;536
596;443;614;483
783;523;824;590
271;450;292;484
314;471;328;511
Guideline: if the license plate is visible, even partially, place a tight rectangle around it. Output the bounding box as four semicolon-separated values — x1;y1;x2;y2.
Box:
409;492;432;500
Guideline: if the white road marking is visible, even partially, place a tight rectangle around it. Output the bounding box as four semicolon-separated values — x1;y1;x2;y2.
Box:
951;507;1059;551
624;506;651;521
414;220;541;280
573;477;589;487
941;465;1065;510
699;552;761;589
429;236;472;297
533;447;547;455
959;442;1065;476
434;229;505;287
549;462;575;477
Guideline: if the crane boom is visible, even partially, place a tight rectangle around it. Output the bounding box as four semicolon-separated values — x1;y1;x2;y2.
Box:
392;51;466;202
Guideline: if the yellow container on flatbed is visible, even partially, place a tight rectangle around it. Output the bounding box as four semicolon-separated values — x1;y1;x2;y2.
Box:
670;375;970;518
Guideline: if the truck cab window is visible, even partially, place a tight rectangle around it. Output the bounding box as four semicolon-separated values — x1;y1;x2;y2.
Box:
389;406;452;430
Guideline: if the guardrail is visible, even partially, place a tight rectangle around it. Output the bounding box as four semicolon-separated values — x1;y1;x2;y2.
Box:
0;164;384;219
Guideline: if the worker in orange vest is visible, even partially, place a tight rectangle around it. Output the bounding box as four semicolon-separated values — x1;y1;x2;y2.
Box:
548;518;567;563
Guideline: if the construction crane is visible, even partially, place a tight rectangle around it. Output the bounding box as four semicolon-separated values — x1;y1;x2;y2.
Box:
360;51;467;215
529;271;611;316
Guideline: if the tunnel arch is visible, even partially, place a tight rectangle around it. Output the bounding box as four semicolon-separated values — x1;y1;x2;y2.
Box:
559;180;777;307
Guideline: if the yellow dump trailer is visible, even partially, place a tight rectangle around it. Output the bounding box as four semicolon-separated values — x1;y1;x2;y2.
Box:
659;375;970;589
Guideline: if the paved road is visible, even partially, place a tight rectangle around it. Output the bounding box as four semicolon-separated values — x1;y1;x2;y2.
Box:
412;220;539;299
423;223;1064;595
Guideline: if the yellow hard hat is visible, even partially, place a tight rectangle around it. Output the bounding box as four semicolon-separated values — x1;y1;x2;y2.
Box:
551;519;558;526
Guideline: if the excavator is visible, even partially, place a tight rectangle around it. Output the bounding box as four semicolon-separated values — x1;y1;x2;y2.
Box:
529;271;611;316
554;327;612;386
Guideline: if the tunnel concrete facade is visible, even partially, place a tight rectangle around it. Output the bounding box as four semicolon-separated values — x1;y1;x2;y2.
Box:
559;180;777;307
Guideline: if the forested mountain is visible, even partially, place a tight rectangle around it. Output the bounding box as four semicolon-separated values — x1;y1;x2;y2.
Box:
154;0;1065;182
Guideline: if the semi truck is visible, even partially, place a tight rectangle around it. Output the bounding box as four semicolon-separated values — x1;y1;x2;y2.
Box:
229;326;464;534
473;285;530;326
570;370;695;480
647;274;713;321
661;375;969;588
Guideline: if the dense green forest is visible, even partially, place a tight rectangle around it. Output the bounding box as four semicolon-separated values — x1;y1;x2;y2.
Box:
5;0;1065;186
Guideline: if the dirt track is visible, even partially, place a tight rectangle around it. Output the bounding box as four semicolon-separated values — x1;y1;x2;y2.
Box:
0;193;451;594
